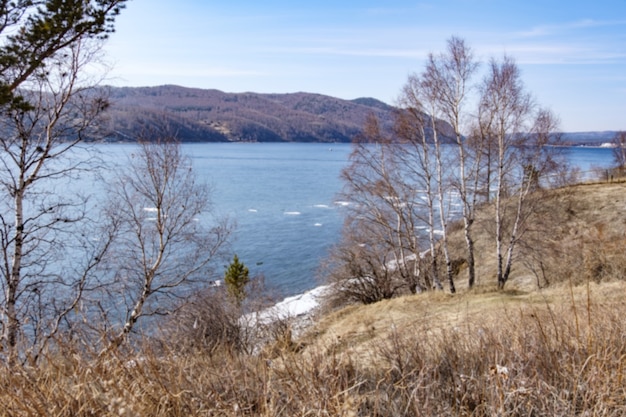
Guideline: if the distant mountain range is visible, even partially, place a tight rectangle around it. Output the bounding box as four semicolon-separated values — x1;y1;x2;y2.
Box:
100;85;620;145
102;85;398;143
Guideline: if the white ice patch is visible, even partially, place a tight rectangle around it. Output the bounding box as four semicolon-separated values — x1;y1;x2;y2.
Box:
245;285;330;324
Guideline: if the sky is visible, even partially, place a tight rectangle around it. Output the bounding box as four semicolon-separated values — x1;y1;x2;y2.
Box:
102;0;626;132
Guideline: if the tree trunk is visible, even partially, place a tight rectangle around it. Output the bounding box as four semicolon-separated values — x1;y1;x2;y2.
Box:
465;227;476;288
112;275;152;348
432;120;455;293
5;186;25;363
457;134;477;289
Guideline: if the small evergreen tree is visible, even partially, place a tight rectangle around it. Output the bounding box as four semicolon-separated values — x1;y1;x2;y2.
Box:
224;255;250;305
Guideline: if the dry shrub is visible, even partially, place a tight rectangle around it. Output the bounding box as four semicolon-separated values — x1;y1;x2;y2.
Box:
367;294;626;416
580;225;626;283
537;223;626;286
0;284;625;416
154;285;244;356
156;275;281;356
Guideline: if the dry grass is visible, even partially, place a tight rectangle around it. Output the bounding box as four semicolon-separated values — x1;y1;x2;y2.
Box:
445;179;626;291
2;180;626;416
1;282;625;416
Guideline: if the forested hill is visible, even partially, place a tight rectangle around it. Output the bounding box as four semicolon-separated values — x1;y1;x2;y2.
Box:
101;85;406;143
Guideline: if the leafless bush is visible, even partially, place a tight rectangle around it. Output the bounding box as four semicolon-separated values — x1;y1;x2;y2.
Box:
321;231;408;309
158;286;244;355
157;273;294;356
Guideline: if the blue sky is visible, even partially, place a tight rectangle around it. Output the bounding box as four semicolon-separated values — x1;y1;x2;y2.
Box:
103;1;626;132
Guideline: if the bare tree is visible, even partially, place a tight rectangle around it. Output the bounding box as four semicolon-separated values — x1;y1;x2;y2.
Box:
104;138;231;347
0;39;115;364
424;37;479;288
396;66;457;293
479;56;562;289
469;101;500;204
325;116;428;305
395;77;444;291
612;131;626;174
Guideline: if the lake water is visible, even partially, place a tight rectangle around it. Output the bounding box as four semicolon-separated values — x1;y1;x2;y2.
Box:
189;143;351;297
93;143;615;299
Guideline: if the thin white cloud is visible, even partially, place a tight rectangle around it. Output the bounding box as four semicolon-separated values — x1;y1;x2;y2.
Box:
477;41;626;65
517;18;626;38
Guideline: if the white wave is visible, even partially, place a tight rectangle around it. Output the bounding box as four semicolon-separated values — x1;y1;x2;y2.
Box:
314;223;323;227
284;211;301;215
313;204;330;209
248;209;258;213
143;207;158;212
334;201;350;207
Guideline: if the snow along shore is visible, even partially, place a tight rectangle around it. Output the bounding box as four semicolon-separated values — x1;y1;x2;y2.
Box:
249;284;330;324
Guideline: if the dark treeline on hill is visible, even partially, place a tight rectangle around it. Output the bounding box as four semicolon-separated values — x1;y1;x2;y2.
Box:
101;85;456;143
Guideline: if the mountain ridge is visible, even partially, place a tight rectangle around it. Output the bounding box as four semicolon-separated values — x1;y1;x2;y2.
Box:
102;85;398;143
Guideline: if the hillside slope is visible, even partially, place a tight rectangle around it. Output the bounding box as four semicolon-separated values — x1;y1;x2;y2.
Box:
307;179;626;356
102;85;401;143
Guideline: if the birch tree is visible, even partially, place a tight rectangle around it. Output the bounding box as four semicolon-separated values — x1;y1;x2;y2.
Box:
395;76;444;291
0;13;125;362
419;63;457;293
424;37;479;288
479;56;562;289
326;116;427;304
105;139;231;347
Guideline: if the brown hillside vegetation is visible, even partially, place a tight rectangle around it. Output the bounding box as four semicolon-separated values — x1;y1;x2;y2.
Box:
455;179;626;291
1;181;626;416
102;85;398;143
101;85;456;143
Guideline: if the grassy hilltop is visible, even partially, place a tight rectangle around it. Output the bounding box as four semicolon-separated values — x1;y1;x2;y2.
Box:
2;180;626;416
